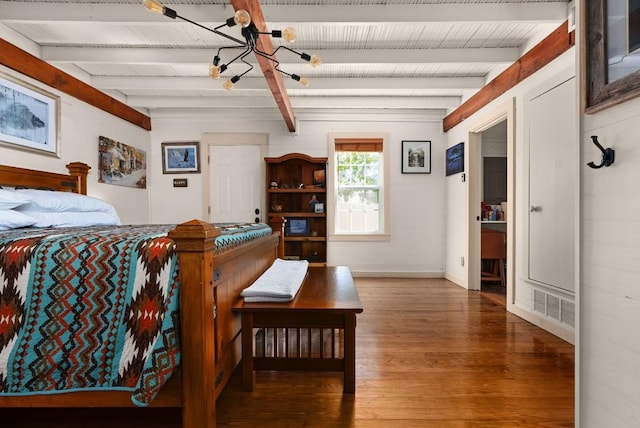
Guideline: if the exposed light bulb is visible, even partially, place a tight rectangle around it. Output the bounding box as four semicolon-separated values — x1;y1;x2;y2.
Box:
223;79;234;90
143;0;164;14
209;64;221;79
234;10;251;28
282;27;297;43
291;74;310;87
298;77;310;87
310;54;321;68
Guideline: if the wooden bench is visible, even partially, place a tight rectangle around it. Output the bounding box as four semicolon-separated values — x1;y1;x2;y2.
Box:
232;266;363;393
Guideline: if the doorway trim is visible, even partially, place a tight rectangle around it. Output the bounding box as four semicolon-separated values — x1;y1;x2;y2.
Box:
201;133;268;221
465;99;515;309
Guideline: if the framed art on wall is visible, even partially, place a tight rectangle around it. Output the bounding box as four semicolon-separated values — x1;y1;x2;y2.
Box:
161;141;201;174
401;140;431;174
0;73;60;157
585;0;640;112
98;136;147;189
446;142;465;176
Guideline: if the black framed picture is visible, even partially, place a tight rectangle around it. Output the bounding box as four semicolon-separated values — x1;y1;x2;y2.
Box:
401;140;431;174
161;141;201;174
446;142;464;176
285;218;310;236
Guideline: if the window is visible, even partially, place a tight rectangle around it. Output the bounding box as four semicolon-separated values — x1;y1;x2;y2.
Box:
328;134;390;240
585;0;640;112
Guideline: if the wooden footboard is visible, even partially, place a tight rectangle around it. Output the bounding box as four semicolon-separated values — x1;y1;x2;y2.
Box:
0;162;285;428
168;220;282;428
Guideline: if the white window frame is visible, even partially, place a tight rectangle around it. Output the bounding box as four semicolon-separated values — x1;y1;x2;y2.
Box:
327;132;390;242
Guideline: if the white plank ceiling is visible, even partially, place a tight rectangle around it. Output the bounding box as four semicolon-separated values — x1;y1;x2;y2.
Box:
0;0;570;117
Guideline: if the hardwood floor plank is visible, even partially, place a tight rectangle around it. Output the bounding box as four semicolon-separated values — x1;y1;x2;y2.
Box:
1;277;574;427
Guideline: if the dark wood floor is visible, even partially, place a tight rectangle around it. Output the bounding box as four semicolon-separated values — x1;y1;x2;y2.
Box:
1;277;574;427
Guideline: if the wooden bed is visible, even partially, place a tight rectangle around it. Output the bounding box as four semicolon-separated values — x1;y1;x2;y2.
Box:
0;162;285;428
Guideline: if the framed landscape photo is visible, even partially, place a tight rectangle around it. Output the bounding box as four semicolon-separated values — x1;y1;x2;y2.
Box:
401;140;431;174
161;141;201;174
0;73;60;157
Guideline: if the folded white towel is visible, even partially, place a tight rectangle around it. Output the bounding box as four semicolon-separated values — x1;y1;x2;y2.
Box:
241;258;309;302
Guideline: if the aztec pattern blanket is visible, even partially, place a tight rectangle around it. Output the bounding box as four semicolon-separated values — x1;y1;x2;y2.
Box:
0;222;272;406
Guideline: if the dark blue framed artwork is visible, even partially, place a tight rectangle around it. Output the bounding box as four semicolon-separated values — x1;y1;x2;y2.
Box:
446;142;464;176
161;141;201;174
285;218;310;236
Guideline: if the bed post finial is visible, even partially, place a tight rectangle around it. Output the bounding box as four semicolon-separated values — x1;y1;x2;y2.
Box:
270;216;286;259
66;162;91;194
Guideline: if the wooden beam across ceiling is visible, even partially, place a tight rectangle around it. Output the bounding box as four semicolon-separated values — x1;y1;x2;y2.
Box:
0;38;151;131
230;0;296;133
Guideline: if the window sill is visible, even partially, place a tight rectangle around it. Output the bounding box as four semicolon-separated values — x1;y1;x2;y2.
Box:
329;233;390;242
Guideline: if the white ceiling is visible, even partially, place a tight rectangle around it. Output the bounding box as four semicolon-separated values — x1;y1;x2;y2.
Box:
0;0;570;119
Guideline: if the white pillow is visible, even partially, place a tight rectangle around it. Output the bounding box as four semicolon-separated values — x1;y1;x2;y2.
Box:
0;189;32;210
15;189;118;216
0;210;37;230
25;211;121;228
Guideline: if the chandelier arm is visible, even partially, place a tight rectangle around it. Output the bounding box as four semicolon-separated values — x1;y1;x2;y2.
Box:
237;54;255;78
225;46;253;68
252;48;280;68
212;28;247;47
218;45;251;62
271;45;300;56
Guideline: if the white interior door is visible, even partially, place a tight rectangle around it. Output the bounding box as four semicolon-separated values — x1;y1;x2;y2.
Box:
527;77;576;292
209;145;262;223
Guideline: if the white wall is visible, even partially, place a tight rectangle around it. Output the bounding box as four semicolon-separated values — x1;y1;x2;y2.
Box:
444;49;576;339
148;110;447;276
0;65;150;225
580;98;640;427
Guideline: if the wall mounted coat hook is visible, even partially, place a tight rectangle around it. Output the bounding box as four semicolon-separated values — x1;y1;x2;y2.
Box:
587;135;615;169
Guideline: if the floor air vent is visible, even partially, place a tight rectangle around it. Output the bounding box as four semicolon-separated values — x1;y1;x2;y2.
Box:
532;288;575;328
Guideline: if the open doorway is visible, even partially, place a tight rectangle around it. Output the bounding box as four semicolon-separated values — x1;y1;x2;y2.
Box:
465;99;515;311
479;121;507;306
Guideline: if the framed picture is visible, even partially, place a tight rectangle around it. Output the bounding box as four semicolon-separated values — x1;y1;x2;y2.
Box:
401;140;431;174
98;136;147;189
161;141;201;174
0;73;60;157
585;0;640;112
285;218;310;236
446;142;465;176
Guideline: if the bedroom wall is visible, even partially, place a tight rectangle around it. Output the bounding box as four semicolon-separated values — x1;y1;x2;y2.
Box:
148;110;447;276
444;49;576;333
0;64;151;225
579;90;640;427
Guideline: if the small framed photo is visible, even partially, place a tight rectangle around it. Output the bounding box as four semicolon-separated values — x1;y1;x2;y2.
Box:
402;140;431;174
314;203;324;213
161;141;201;174
285;218;310;236
0;72;60;157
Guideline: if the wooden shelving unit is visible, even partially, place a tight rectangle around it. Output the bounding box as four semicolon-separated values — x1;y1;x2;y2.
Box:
265;153;328;266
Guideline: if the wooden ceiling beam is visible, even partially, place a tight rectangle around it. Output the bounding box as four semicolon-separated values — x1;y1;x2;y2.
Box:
443;21;574;132
0;38;151;131
230;0;296;133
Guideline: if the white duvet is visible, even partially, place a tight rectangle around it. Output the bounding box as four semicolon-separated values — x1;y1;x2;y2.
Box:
241;258;309;302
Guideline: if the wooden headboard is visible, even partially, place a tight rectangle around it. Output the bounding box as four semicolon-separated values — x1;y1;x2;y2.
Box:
0;162;90;194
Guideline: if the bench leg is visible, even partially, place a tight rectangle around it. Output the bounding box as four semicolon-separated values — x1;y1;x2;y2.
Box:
343;314;356;393
241;313;255;391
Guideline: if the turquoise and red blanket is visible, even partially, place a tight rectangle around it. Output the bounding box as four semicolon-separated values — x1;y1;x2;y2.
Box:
0;224;180;406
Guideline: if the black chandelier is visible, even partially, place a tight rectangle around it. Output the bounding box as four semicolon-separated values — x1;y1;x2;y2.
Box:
143;0;321;90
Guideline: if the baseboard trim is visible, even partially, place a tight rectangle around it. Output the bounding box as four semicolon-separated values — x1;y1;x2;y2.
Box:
350;271;445;278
